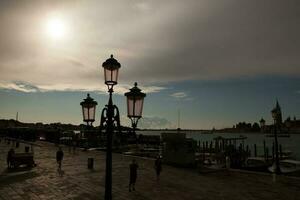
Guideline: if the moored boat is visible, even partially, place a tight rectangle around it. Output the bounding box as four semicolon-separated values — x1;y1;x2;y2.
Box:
265;134;290;137
268;159;300;174
243;157;271;172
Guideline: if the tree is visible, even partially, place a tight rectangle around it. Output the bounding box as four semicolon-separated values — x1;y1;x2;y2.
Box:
252;122;260;132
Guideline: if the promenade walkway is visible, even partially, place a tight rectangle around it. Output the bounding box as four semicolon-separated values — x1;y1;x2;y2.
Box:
0;138;300;200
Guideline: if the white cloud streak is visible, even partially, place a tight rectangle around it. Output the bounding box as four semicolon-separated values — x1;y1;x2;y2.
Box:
0;82;166;95
0;82;37;93
170;92;187;98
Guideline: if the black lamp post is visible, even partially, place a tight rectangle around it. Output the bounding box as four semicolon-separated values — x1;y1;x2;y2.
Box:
80;93;98;126
271;105;281;174
125;82;146;137
100;55;121;200
286;117;291;133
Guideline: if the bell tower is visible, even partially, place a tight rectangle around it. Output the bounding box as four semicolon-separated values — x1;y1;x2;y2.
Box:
271;100;282;125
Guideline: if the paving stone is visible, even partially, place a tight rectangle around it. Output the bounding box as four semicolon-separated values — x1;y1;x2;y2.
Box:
1;138;300;199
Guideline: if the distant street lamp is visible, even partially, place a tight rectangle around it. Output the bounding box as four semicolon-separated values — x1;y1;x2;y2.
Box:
286;117;291;133
100;55;121;200
125;82;146;135
80;93;98;126
271;103;281;174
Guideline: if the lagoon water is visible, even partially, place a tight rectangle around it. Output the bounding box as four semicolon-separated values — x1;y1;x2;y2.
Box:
137;130;300;160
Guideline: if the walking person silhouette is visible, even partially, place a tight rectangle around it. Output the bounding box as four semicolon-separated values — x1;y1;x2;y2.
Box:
7;148;15;169
155;155;162;181
129;159;138;192
56;147;64;172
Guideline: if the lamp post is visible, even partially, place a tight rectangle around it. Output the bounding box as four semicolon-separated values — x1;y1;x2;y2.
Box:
125;82;146;138
271;105;281;174
80;93;98;126
80;93;97;150
100;55;121;200
286;117;291;133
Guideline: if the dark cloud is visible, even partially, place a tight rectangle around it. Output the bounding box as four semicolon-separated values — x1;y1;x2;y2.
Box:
121;0;300;83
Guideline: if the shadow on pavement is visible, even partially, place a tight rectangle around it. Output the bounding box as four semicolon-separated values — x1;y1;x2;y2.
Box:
0;169;39;187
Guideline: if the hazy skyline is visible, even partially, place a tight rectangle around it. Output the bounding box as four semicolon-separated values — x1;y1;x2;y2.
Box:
0;0;299;129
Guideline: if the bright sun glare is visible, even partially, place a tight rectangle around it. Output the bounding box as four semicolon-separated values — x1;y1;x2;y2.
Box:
46;18;66;39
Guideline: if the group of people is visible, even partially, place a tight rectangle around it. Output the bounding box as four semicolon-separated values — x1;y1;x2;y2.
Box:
55;146;162;191
8;143;159;192
129;155;162;192
56;146;161;192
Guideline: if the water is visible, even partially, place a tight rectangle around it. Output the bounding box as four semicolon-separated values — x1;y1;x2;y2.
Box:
136;130;300;160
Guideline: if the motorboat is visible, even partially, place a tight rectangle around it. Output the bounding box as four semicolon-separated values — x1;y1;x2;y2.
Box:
243;157;271;172
268;159;300;174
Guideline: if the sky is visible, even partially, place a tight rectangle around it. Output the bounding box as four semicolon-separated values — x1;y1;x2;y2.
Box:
0;0;299;129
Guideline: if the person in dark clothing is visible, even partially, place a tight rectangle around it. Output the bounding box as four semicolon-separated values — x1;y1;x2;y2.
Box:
155;156;162;181
7;148;15;168
56;147;64;171
129;159;138;192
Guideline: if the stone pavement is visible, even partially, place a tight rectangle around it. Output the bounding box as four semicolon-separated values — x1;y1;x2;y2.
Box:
1;138;300;200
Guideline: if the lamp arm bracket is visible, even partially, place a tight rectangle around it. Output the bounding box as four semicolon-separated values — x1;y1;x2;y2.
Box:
113;105;121;133
100;105;121;133
130;117;141;129
100;107;108;131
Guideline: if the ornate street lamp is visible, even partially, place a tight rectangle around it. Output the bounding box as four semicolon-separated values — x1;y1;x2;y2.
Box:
80;93;98;126
125;82;146;134
271;101;281;174
100;55;121;200
102;54;121;87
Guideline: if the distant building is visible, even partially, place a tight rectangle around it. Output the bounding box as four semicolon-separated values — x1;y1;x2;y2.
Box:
259;101;300;133
284;117;300;133
271;101;283;125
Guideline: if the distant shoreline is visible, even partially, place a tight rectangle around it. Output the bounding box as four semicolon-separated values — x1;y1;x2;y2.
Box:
138;129;300;134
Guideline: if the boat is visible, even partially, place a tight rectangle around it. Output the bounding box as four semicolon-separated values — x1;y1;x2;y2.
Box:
265;134;290;137
243;157;271;172
268;159;300;174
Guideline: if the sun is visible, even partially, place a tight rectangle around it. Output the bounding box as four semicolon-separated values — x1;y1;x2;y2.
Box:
46;17;66;39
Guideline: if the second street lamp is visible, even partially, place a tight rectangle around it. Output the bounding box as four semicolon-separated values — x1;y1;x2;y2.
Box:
80;93;98;126
125;82;146;136
80;93;97;152
100;55;121;200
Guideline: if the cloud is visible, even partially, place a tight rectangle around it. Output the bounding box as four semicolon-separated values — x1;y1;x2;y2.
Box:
0;81;165;95
0;82;38;93
120;115;174;129
170;92;187;98
138;116;174;129
140;86;167;93
0;0;299;92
